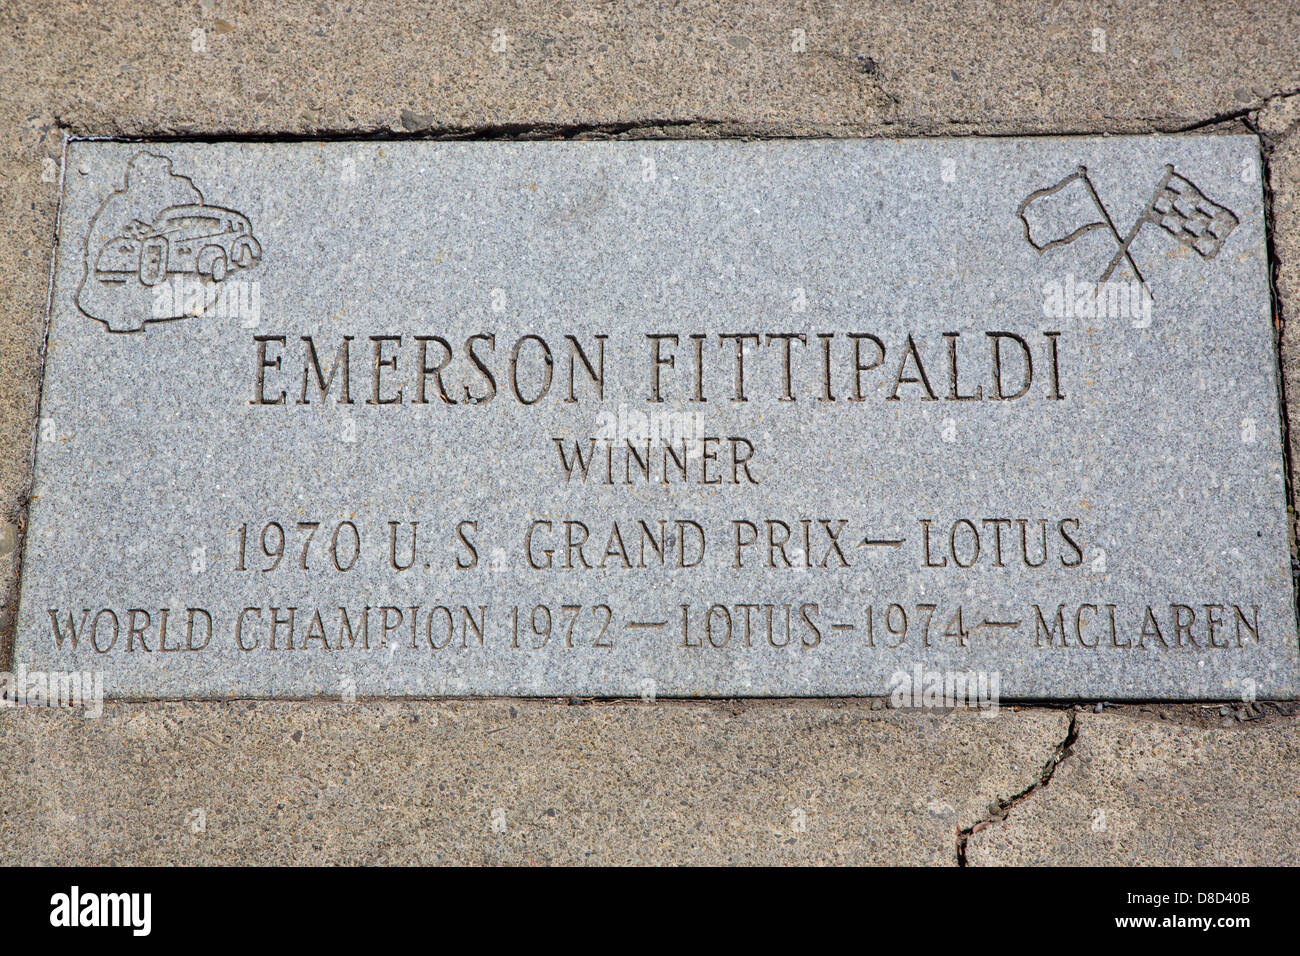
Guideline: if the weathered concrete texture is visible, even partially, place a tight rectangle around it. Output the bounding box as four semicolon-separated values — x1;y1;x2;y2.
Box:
0;1;1298;865
966;708;1300;865
7;1;1300;137
0;701;1066;864
1261;92;1300;555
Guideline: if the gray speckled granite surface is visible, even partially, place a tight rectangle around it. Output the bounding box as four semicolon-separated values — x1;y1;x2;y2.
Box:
12;135;1296;698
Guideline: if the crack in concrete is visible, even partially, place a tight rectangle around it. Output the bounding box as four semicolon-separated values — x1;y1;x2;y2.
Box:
1241;104;1300;631
396;115;709;138
1165;88;1300;134
955;711;1078;866
60;104;1299;145
67;117;756;143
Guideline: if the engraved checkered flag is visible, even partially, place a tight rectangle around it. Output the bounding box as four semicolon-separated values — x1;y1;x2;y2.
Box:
1096;164;1241;285
1145;164;1239;260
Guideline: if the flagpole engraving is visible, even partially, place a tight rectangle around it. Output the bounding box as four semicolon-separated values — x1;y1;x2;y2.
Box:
1083;167;1148;287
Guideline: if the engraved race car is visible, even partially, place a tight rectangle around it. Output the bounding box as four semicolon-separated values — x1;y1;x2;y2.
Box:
93;204;261;286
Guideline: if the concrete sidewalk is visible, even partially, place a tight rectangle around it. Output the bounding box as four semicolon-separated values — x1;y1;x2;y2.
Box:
1;0;1297;864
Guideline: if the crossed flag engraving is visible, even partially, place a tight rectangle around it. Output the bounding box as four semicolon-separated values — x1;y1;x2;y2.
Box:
1017;164;1239;299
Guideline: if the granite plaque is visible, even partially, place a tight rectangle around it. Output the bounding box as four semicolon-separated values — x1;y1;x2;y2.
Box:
12;135;1298;700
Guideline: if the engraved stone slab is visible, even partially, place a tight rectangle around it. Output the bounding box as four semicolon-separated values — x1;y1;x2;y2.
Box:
13;135;1298;699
